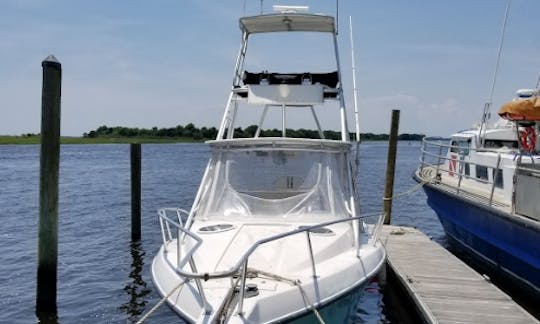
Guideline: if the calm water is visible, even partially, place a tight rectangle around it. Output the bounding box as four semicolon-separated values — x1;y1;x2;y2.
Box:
0;142;443;323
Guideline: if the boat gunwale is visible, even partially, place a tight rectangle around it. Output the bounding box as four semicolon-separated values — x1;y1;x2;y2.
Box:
206;137;352;151
151;241;386;324
413;170;540;231
158;214;376;281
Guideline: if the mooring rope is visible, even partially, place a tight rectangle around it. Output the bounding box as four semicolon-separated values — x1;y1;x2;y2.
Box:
382;175;434;202
136;280;185;324
294;279;326;324
137;268;327;324
249;268;325;324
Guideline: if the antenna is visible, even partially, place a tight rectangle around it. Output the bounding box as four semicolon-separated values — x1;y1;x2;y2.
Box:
479;0;511;147
488;0;512;105
349;16;360;142
336;0;339;34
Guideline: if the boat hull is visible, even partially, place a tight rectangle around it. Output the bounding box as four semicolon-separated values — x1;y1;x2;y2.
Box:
286;280;374;324
420;181;540;296
151;242;386;323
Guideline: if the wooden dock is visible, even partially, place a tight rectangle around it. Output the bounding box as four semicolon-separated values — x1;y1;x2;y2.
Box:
381;225;538;324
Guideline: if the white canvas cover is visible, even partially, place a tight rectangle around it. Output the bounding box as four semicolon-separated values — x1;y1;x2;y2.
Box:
247;84;324;105
196;143;350;220
240;14;335;34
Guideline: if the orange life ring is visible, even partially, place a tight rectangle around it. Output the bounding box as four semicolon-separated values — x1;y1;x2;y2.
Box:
519;126;536;152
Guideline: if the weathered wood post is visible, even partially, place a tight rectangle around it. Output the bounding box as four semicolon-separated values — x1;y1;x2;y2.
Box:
131;143;142;241
383;109;400;225
36;55;62;315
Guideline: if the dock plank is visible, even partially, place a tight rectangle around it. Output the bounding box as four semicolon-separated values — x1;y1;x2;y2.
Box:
381;225;538;324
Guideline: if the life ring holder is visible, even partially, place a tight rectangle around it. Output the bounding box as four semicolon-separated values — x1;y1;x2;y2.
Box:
519;126;536;152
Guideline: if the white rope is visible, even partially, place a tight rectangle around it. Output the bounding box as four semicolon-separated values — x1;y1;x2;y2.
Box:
138;269;327;323
294;279;326;324
249;268;325;324
382;176;434;202
136;280;185;324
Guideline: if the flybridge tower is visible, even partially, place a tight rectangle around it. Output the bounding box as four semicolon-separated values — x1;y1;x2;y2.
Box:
216;6;352;141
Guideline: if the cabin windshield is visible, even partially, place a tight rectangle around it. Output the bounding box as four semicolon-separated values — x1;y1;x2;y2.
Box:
196;147;350;220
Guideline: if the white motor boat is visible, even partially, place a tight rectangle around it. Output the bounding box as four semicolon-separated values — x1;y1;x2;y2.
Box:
150;5;386;323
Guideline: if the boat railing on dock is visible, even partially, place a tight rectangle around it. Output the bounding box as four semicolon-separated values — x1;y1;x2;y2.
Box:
419;137;540;222
418;138;512;208
157;208;384;316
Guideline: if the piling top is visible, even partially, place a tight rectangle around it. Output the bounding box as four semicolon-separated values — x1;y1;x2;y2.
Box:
42;55;61;69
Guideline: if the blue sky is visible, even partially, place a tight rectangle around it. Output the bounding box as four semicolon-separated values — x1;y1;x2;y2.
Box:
1;0;539;137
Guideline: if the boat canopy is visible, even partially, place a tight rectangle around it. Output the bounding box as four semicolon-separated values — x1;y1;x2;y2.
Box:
196;138;351;220
498;96;540;121
239;13;335;34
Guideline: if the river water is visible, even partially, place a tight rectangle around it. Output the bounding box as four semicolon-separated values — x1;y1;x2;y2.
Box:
0;141;444;323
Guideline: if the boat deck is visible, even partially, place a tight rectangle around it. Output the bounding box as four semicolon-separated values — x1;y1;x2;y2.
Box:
381;225;538;324
417;167;512;212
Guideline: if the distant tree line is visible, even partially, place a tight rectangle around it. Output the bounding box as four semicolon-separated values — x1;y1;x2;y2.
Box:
83;124;425;141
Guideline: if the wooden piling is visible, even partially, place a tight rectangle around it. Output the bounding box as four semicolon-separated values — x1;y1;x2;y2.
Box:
131;143;142;241
383;109;400;224
36;55;62;315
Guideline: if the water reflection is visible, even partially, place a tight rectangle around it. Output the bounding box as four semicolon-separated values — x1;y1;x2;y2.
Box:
119;241;151;322
350;278;386;323
289;278;383;324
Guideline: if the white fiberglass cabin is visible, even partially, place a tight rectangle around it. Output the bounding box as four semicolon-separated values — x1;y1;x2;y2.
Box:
419;89;540;214
150;6;386;324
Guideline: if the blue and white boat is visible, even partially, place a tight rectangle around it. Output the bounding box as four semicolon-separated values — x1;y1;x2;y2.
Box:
415;88;540;297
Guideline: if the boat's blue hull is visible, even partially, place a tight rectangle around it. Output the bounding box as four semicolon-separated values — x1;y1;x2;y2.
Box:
422;183;540;296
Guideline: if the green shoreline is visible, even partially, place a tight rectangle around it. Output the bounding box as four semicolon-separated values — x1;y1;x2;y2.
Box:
0;136;203;145
4;124;425;145
0;135;424;145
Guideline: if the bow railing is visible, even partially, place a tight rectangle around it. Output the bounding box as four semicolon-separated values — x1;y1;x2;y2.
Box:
157;209;383;316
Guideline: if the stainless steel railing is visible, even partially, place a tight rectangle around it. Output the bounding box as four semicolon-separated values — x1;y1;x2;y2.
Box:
418;138;509;207
157;209;383;316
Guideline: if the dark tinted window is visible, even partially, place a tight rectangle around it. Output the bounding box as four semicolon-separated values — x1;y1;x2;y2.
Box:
476;165;488;180
493;168;504;188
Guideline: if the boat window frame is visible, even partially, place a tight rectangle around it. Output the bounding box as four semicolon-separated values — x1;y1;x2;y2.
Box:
450;138;471;156
476;165;489;181
492;168;504;189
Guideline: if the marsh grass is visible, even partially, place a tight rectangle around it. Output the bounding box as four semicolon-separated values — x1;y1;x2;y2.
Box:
0;136;201;145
